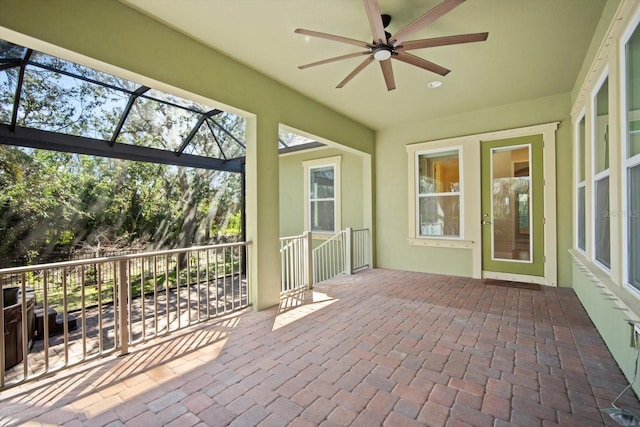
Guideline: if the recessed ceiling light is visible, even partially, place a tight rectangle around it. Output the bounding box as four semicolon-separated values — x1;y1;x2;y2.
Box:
427;81;442;89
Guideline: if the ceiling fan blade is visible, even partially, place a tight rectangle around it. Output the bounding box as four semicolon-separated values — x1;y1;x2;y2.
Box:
390;0;465;47
295;28;371;48
363;0;387;44
337;56;374;88
399;32;489;51
379;60;396;91
394;51;450;76
298;51;371;69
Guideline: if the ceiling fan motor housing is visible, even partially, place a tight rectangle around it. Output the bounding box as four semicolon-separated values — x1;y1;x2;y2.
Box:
372;45;393;61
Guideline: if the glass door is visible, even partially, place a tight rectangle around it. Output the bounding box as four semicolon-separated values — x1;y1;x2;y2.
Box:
481;135;545;277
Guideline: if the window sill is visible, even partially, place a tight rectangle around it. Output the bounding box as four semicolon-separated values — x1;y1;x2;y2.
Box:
408;238;474;249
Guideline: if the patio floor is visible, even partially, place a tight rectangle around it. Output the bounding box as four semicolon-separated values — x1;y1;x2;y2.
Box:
1;268;639;426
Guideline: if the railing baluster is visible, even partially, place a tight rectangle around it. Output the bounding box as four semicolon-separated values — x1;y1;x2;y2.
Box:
118;260;128;356
206;249;211;319
165;254;170;335
153;256;158;336
97;263;103;354
81;266;87;360
223;248;228;313
187;250;192;325
141;257;146;340
0;273;5;388
176;254;181;330
43;271;49;373
127;261;133;343
214;248;219;317
196;251;202;322
20;272;28;380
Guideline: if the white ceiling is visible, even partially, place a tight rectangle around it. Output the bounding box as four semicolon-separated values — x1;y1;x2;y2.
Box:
122;0;607;131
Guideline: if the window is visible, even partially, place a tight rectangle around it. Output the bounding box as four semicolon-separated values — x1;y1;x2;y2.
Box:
303;156;341;234
576;115;586;251
593;75;610;269
416;149;461;237
625;21;640;291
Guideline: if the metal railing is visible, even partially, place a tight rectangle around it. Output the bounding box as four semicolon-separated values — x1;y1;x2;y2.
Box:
0;241;251;390
312;228;371;284
313;230;347;284
279;232;312;295
351;228;370;272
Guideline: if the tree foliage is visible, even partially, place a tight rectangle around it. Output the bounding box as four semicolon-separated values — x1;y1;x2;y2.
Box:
0;148;241;267
0;47;243;267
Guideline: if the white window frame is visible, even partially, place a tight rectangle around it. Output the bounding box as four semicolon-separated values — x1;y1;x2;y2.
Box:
303;156;341;235
591;69;611;273
413;146;464;240
621;9;640;295
575;111;587;253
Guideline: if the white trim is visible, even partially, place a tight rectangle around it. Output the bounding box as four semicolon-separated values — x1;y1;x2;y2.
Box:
576;182;587;254
408;238;473;249
621;10;640;293
570;0;636;118
574;110;588;253
413;147;464;240
591;68;612;273
406;122;559;151
303;156;341;234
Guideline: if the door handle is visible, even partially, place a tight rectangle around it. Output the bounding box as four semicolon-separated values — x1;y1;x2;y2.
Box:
481;220;492;225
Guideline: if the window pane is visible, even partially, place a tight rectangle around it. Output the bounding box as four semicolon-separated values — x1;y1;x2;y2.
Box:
418;195;460;237
310;166;334;199
595;78;609;173
578;117;586;182
117;95;201;151
595;176;610;269
310;200;334;232
145;88;207;113
30;51;134;90
629;165;640;289
491;146;531;261
418;150;459;194
279;130;317;150
16;65;130;140
578;186;586;251
0;67;18;124
627;23;640;158
0;39;27;60
183;113;246;160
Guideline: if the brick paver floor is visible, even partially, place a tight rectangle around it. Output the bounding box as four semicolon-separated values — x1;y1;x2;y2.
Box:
1;268;639;426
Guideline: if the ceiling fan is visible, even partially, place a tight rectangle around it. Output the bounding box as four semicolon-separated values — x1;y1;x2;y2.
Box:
294;0;488;91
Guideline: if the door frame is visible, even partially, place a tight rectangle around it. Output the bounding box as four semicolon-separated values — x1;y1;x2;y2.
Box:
476;122;558;286
481;137;545;281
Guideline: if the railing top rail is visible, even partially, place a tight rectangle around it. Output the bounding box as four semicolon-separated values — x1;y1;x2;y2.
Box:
0;241;252;275
279;234;307;242
312;230;346;248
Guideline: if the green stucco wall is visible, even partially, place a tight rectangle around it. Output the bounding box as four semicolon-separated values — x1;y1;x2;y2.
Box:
279;148;366;238
0;0;375;310
572;255;640;396
375;92;574;285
